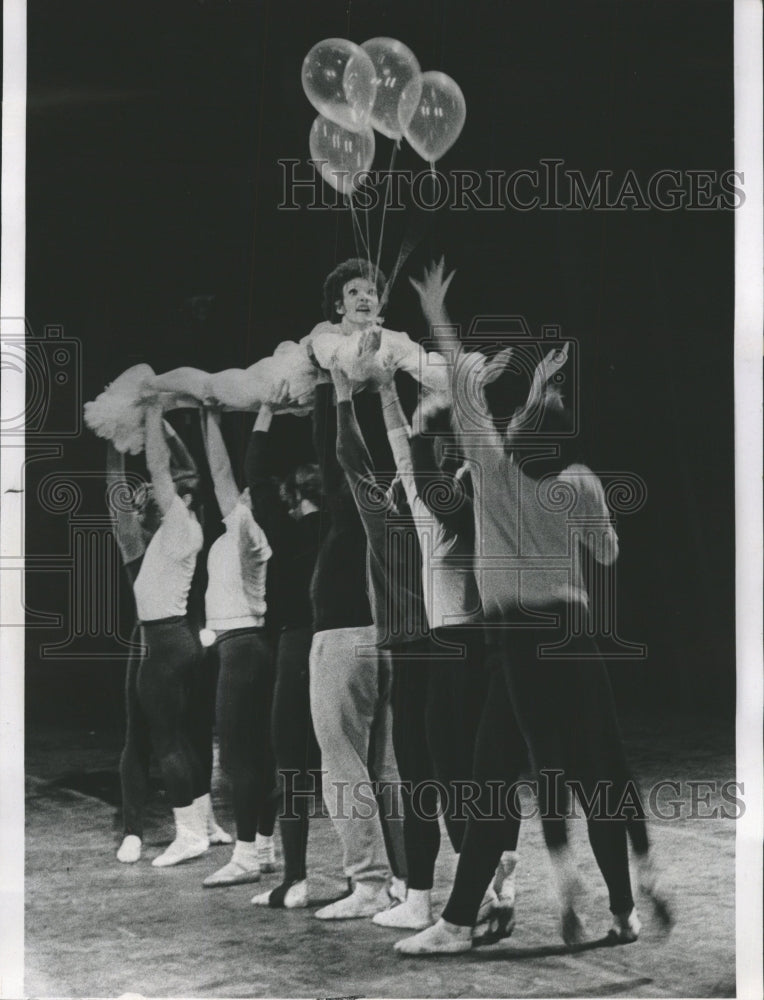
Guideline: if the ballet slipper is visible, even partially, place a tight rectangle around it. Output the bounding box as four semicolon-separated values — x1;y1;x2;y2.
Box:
394;918;472;955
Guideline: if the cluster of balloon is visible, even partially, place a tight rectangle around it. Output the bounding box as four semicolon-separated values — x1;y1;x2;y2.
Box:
303;36;466;194
303;39;377;195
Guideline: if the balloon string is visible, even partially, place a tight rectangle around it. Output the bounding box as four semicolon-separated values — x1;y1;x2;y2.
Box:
379;230;417;315
347;194;363;260
349;195;371;260
364;198;372;276
374;141;398;284
378;184;439;315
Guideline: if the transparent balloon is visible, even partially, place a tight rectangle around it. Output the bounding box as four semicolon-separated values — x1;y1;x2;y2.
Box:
402;71;466;164
361;37;422;140
309;114;375;196
302;38;378;133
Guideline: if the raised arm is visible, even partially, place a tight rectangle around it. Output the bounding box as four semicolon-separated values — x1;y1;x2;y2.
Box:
144;401;177;515
503;343;571;446
410;259;500;454
409;257;460;367
313;380;346;499
376;357;417;510
164;418;198;479
106;443;146;564
331;366;390;614
409;395;475;539
243;389;286;549
331;366;377;495
201;409;240;518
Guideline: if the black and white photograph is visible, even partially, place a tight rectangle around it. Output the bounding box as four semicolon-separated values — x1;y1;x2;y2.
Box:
1;1;762;998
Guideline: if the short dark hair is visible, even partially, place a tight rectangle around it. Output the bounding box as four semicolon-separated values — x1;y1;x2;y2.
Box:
321;258;387;322
173;474;202;511
294;463;321;507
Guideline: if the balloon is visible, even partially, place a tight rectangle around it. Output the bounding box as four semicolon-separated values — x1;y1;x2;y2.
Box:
361;37;422;139
402;71;466;163
309;114;375;196
302;38;377;133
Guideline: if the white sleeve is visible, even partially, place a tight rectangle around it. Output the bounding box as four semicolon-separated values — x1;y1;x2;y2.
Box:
386;426;418;510
561;465;619;565
452;349;503;457
159;495;203;560
228;503;272;566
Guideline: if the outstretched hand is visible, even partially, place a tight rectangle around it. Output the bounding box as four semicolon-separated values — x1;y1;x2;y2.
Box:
357;325;382;359
409;256;456;326
374;349;398;389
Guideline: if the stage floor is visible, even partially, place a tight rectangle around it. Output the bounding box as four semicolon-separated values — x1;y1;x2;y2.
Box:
25;715;735;999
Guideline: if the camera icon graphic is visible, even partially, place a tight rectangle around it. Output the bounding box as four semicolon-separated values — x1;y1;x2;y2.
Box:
1;320;82;438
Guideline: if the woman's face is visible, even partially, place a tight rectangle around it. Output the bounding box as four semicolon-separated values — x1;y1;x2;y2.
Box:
279;481;301;520
336;277;380;327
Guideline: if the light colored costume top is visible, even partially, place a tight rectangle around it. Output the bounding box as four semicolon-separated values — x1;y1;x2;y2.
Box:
133;495;203;621
205;500;272;632
386;426;482;629
453;349;618;621
303;321;450;394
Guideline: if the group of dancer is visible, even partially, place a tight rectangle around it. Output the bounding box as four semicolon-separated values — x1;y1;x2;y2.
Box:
106;255;671;955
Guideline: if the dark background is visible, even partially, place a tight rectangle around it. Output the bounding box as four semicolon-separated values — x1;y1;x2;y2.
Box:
25;0;735;721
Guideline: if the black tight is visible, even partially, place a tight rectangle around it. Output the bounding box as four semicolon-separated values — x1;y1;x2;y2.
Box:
391;656;439;891
442;616;639;926
271;626;321;882
426;627;490;851
120;617;204;835
187;645;218;799
390;631;492;891
215;628;277;842
501;623;636;915
441;652;526;926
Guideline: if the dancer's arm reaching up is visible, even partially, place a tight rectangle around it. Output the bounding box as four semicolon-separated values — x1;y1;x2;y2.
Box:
201;409;239;519
164;419;197;479
106;444;146;565
409;258;501;453
376;355;417;513
144;401;180;516
143;401;203;562
331;364;392;639
243;381;289;549
409;395;475;541
332;365;379;501
409;256;459;368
